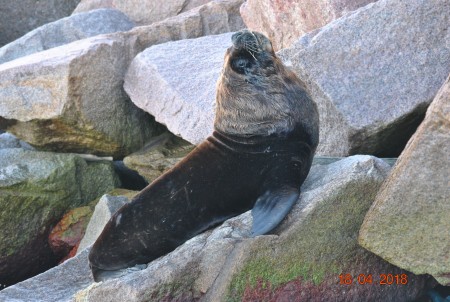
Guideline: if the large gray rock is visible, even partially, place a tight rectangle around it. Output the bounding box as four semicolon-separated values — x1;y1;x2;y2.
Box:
0;0;80;47
73;0;211;25
240;0;377;50
0;248;93;302
0;0;244;157
0;9;135;65
359;75;450;286
1;156;428;301
0;149;119;286
278;0;450;157
125;33;233;144
0;34;159;158
0;132;34;150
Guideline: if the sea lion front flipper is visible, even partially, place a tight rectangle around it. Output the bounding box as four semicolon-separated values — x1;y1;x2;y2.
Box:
251;186;299;236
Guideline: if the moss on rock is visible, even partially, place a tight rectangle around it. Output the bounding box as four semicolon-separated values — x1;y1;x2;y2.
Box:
227;179;383;300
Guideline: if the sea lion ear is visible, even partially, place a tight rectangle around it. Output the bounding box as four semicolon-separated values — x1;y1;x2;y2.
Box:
251;186;299;236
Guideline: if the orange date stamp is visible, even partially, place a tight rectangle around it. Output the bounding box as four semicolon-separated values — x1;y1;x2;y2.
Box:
339;273;408;285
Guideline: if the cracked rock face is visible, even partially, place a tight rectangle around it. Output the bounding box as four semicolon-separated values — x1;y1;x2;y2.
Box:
123;132;195;183
0;34;160;158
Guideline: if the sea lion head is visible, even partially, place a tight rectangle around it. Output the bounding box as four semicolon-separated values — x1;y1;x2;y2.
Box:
215;30;318;143
228;30;275;77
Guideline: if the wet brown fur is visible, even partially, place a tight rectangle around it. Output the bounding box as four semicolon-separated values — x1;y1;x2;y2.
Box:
215;30;319;145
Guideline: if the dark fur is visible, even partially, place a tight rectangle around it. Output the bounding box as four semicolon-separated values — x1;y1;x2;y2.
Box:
88;30;319;281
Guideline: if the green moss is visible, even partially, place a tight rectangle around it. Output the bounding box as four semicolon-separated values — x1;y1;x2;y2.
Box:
228;255;339;301
0;163;78;256
151;281;193;300
148;262;201;301
227;179;381;301
0;151;118;259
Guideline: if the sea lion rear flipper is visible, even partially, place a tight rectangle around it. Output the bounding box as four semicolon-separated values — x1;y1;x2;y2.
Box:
251;186;299;236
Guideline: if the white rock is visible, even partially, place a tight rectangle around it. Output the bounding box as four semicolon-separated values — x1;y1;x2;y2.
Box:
0;0;79;47
77;194;131;254
125;33;233;144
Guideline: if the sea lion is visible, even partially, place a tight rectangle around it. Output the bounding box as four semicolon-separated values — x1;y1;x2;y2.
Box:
88;29;319;281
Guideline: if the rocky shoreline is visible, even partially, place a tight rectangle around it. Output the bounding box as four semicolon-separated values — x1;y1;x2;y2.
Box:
0;0;448;301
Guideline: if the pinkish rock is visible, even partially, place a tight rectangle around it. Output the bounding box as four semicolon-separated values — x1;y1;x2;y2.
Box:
73;0;211;25
240;0;378;50
48;207;92;260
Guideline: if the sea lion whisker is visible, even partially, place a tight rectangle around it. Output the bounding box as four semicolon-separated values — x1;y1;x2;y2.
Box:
248;51;258;61
244;42;259;52
244;43;260;55
243;40;260;52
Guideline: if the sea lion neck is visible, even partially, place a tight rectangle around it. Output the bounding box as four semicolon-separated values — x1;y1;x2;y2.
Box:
210;130;311;155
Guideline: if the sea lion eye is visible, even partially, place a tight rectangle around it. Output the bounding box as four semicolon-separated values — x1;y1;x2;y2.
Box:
236;59;247;68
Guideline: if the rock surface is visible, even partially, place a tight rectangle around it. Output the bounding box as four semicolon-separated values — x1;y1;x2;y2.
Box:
359;75;450;286
0;0;80;47
77;156;428;301
0;149;119;286
122;0;244;49
77;191;138;254
126;0;449;152
278;0;450;157
240;0;377;50
0;248;93;302
0;156;430;301
0;34;160;158
125;32;233;144
0;9;135;65
0;132;34;150
0;0;244;157
48;206;92;261
123;132;195;183
73;0;211;25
